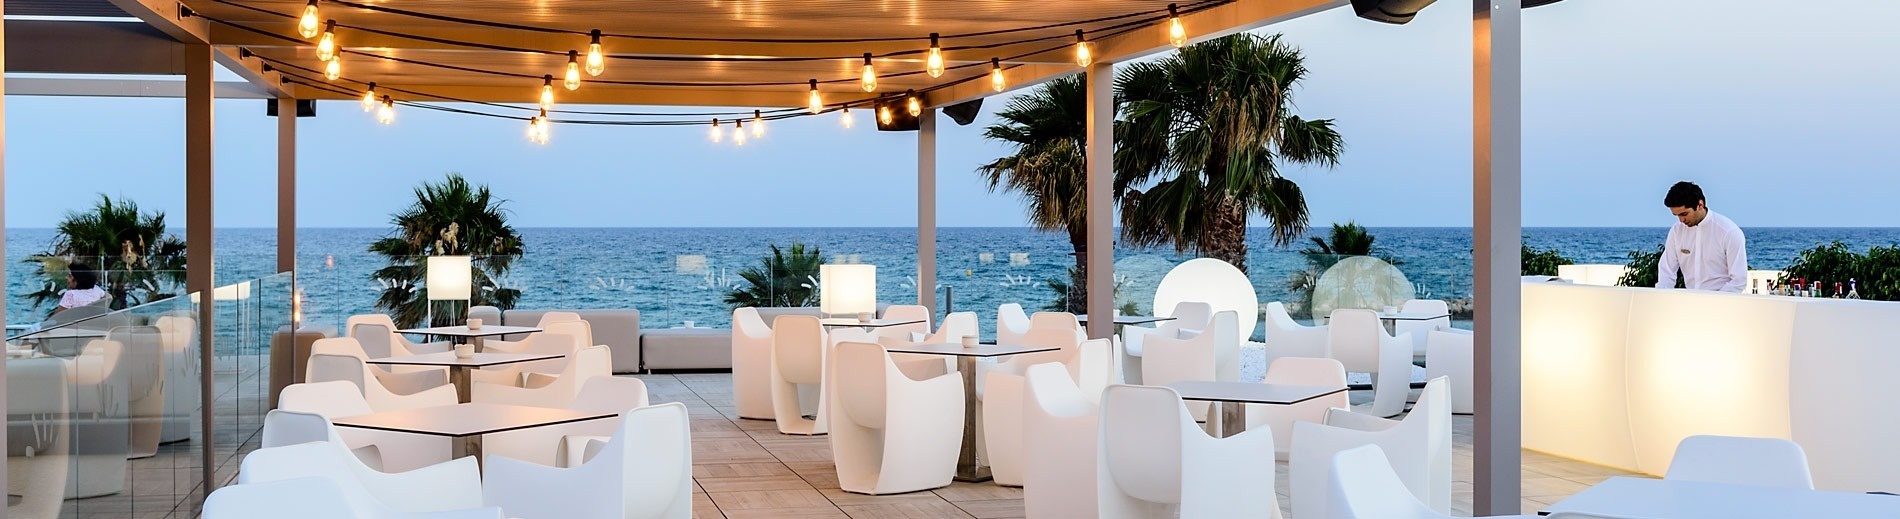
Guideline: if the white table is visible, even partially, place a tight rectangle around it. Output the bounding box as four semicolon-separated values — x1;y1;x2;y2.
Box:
366;352;564;403
1165;381;1349;437
331;403;615;469
397;325;542;353
1075;314;1176;326
882;342;1060;482
818;318;926;329
1541;477;1900;517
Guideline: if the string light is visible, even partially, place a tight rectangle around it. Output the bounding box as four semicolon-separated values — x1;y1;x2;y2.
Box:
860;53;877;92
1073;30;1093;67
564;51;583;90
878;105;893;125
585;29;606;76
807;79;823;114
733;119;746;145
324;57;341;80
316;20;337;61
925;33;945;78
906;90;921;117
841;106;854;128
297;0;321;39
709;119;722;142
539;75;555;110
527;109;550;144
990;58;1006;92
361;82;377;111
1167;4;1187;47
376;95;394;124
751;110;765;138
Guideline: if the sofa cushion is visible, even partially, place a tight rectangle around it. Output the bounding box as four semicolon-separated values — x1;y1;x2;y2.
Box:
640;328;731;372
501;309;642;374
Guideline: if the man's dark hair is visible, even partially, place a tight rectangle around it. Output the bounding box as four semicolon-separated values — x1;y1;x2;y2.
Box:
1663;181;1705;209
69;263;99;290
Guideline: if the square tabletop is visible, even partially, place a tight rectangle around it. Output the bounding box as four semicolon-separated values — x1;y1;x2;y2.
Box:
1540;477;1900;518
1164;381;1348;405
397;325;542;338
1075;314;1177;326
819;318;926;329
365;351;563;368
1375;312;1449;321
883;343;1060;358
330;403;616;438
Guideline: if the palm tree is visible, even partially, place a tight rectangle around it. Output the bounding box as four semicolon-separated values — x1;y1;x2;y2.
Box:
977;74;1101;312
24;195;188;311
724;243;824;308
1116;33;1345;273
368;173;525;328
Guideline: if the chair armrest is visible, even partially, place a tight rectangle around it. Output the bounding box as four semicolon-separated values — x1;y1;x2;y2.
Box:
351;444;385;472
559;435;611;468
522;372;559;389
374;368;449;396
366;455;485;511
1322;407;1398;432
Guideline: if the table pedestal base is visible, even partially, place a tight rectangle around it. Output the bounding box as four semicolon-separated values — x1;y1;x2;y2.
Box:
955;356;990;482
453;435;483;469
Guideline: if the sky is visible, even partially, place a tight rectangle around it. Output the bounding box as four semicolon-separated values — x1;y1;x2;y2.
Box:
3;0;1897;229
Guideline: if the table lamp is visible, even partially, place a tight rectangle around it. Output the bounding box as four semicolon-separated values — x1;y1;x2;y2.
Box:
821;264;877;322
427;256;473;326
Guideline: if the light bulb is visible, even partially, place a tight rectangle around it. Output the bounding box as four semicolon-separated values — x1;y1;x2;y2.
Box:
1074;30;1093;67
297;0;321;39
878;105;893;125
841;106;854;128
539;75;555;110
925;33;945;78
751;110;764;138
1167;4;1187;47
361;82;376;112
860;53;877;92
906;90;921;117
564;51;582;90
709;119;722;142
316;20;337;61
734;120;747;145
807;79;823;115
324;57;341;80
529;111;550;144
990;58;1005;92
585;30;606;76
376;96;394;124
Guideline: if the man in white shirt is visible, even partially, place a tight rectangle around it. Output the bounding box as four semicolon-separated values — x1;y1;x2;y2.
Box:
1657;182;1747;292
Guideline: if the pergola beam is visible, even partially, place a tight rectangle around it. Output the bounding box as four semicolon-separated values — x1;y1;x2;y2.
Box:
216;47;292;98
278;82;857;109
2;77;272;98
108;0;209;43
4;19;190;75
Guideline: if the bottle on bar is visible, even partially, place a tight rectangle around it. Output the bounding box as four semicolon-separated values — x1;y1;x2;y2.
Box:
1811;280;1822;298
1834;281;1844;299
1751;278;1761;294
1847;279;1861;300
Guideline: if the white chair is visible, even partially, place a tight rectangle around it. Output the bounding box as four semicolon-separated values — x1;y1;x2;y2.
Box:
348;314;451;355
470;332;583;387
1327;309;1413;418
1097;384;1279;519
1140;310;1240;422
916;311;978;345
206;477;505;519
771;315;828;435
484;376;651;468
979;321;1087;486
307;337;450;396
483;313;590;376
473;345;610;408
1264;301;1330;363
262;409;390;471
1247;357;1350;459
1394;299;1451;362
308;347;459;412
731;307;775;420
1122;301;1214;385
8;357;71;519
240;440;486;514
1327;444;1523;519
279;381;449;472
878;305;955;378
996;303;1032;346
154;315;198;444
1423;329;1474;414
829;341;963;495
65;338;132;498
1023;362;1099;518
875;304;933;343
108;325;167;459
484;402;693;519
1291;376;1453;519
1666;435;1814;489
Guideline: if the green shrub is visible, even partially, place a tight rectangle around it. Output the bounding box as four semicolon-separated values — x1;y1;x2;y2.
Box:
1783;241;1897;299
1521;244;1573;277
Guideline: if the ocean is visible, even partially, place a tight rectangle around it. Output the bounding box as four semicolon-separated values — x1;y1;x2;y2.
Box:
8;226;1897;340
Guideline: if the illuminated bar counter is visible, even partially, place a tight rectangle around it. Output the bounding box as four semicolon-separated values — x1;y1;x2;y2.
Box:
1523;281;1900;492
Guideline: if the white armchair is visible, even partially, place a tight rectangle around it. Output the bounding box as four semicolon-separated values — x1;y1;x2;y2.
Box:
1423;329;1474;414
1097;384;1279;519
308;337;450;396
65;339;131;498
828;341;963;495
1023;362;1099;518
1327;445;1466;519
469;332;583;388
8;357;70;519
1140;310;1240;422
348;314;452;355
770;315;828;435
483;403;693;519
1666;435;1814;489
308;343;459;413
1246;356;1350;459
154;315;198;444
238;440;486;514
979;325;1084;486
108;325;167;459
731;307;775;420
1327;309;1413;418
996;303;1031;346
1291;376;1452;519
472;345;610;408
483;313;590;376
278;381;449;472
483;376;651;468
874;304;933;344
916;311;978;345
1264;301;1329;363
1394;299;1451;362
878;305;951;378
206;477;505;519
1122;301;1214;385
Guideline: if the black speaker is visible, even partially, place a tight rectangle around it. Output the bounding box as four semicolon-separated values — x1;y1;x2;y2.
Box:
1523;0;1565;7
1350;0;1437;24
943;98;983;126
874;98;920;132
265;99;317;117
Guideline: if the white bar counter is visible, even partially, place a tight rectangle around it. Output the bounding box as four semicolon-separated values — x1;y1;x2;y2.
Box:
1523;281;1900;492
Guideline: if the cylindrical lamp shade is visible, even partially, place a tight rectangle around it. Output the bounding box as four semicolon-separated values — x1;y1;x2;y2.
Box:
427;256;474;301
820;264;877;315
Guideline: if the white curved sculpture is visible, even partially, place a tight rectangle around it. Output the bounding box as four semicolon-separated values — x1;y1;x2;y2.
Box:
484;403;693;519
731;307;776;420
1311;256;1414;318
1096;384;1278;518
1291;377;1452;519
1153;258;1259;341
829;342;963;495
1023;363;1099;518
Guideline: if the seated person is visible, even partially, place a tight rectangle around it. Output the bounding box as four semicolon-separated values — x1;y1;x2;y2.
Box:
52;262;108;315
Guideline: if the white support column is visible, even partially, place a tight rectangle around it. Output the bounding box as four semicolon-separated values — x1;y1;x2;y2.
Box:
184;43;218;495
1474;0;1523;514
917;108;938;314
1084;62;1115;340
277;98;296;274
